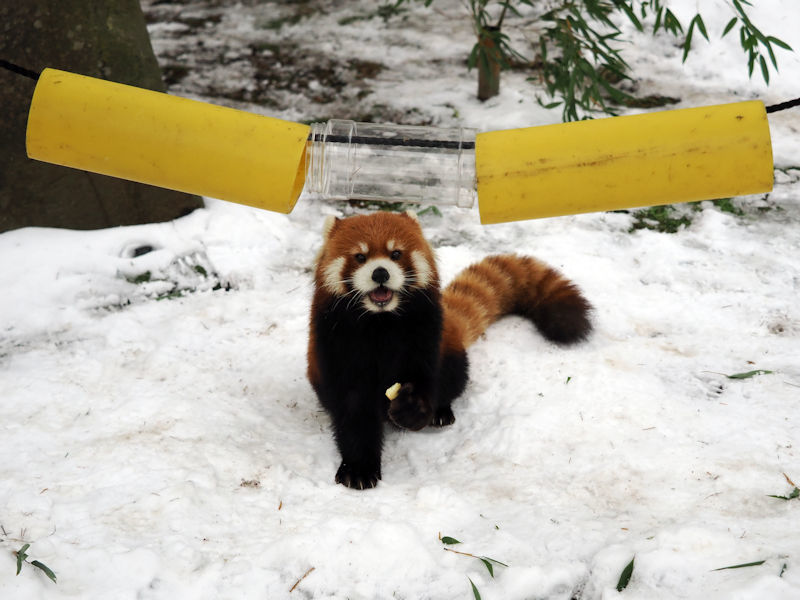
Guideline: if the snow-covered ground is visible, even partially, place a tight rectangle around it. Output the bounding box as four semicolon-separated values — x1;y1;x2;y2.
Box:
2;1;800;598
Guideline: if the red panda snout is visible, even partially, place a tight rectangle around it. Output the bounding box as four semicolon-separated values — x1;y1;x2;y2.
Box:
353;257;405;312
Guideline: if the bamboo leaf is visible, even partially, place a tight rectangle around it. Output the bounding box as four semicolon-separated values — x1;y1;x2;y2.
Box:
468;577;482;600
30;560;57;584
664;10;683;35
441;536;461;545
682;19;695;62
617;557;635;592
483;556;509;568
759;55;770;84
768;36;793;51
726;369;773;379
765;40;778;69
15;544;30;576
695;15;709;41
722;17;738;38
767;487;800;501
712;560;766;571
480;557;494;577
653;7;663;33
467;43;480;70
619;3;642;31
538;100;562;109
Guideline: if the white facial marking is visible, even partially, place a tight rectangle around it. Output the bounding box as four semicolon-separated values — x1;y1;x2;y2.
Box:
353;258;405;313
411;250;432;288
322;257;346;294
358;242;368;254
387;239;396;252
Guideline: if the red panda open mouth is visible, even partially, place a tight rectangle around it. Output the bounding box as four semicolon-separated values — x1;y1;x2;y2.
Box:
368;286;394;306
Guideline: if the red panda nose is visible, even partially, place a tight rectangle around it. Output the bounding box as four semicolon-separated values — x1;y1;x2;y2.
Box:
371;267;390;284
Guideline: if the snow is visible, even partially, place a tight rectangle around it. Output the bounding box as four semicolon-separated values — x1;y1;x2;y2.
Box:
2;0;800;598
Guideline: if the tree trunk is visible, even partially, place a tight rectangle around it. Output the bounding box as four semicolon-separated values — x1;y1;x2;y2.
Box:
477;26;502;101
0;0;203;234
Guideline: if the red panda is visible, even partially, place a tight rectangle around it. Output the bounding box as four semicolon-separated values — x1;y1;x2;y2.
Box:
307;211;592;489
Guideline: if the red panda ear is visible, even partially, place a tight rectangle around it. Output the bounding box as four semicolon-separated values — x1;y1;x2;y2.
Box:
404;210;419;223
322;216;339;241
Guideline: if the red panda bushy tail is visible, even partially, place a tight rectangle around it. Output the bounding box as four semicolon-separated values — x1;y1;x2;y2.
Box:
441;254;592;350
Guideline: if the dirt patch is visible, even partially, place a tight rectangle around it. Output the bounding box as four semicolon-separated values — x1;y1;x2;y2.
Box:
141;0;399;121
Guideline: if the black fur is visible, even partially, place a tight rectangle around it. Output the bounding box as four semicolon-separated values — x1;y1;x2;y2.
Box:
310;288;466;489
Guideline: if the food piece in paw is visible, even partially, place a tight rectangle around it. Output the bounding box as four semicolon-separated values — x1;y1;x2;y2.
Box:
385;382;402;400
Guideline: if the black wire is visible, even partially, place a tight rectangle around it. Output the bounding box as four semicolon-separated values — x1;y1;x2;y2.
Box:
308;133;476;150
766;97;800;114
0;59;39;81
2;55;797;131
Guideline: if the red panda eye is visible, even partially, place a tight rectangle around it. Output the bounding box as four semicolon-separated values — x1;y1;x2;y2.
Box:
390;250;402;261
355;253;367;264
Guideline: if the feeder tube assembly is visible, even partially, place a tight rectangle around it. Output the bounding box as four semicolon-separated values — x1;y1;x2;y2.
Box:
25;68;774;223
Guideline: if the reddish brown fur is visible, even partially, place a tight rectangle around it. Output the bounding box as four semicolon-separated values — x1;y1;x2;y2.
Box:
307;212;592;489
441;254;592;349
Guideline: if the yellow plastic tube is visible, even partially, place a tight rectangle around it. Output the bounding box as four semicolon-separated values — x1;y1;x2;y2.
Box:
475;101;774;224
26;68;310;213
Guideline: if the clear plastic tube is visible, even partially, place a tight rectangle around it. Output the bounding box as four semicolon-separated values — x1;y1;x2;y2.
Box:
305;120;477;208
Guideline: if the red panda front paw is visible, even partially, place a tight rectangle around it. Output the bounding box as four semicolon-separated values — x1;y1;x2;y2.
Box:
431;406;455;427
388;383;433;431
335;461;381;490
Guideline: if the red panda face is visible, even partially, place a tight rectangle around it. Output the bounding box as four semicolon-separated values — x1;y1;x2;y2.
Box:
315;211;438;314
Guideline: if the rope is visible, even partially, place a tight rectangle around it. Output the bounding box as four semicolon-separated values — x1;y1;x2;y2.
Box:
309;133;476;150
766;97;800;114
1;56;797;125
0;59;39;81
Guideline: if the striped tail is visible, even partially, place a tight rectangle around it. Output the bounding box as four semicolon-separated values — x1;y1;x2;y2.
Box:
441;254;592;350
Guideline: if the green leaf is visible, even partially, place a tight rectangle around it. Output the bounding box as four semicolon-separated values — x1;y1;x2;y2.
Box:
726;370;773;379
767;487;800;501
664;10;683;36
538;100;562;109
467;43;480;70
695;15;709;41
468;577;482;600
617;557;635;592
768;36;793;51
193;265;208;277
619;3;642;31
15;544;30;576
30;560;57;584
129;271;152;284
765;41;778;69
722;17;738;37
681;20;695;62
712;560;766;571
759;55;770;84
483;556;509;568
480;557;494;577
477;555;509;577
416;205;442;218
441;536;461;545
652;7;663;33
